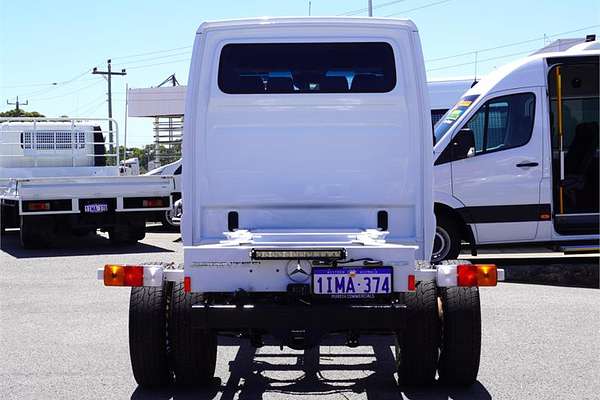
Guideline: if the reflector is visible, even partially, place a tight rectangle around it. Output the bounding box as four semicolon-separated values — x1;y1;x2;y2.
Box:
184;276;191;293
407;274;416;291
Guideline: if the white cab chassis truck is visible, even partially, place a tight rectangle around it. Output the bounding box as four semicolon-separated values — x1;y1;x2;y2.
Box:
431;42;600;261
98;18;503;388
0;118;174;247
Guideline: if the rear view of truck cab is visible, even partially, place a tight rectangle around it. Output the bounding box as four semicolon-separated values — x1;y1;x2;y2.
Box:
100;17;502;389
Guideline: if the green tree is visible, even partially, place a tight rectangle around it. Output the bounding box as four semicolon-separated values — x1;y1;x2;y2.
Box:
0;108;45;117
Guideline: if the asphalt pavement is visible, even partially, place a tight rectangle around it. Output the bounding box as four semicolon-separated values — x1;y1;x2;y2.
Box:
1;227;599;400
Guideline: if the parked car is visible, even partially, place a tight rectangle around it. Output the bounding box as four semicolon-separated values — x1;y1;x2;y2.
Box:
144;158;181;229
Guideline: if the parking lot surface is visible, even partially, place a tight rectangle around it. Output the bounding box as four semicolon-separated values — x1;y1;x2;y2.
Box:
1;227;599;400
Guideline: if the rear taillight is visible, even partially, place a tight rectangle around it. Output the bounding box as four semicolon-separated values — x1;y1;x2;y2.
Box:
142;198;164;208
457;264;497;287
104;265;143;286
26;201;50;211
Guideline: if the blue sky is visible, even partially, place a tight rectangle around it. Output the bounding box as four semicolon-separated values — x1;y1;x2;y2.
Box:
1;0;598;147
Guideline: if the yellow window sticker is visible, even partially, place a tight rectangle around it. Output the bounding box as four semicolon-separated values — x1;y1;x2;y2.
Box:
457;100;473;107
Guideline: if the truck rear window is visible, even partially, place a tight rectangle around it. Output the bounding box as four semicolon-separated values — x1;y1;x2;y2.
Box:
218;42;396;94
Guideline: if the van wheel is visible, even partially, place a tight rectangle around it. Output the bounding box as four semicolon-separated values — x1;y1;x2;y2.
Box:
160;208;180;230
396;280;440;386
169;283;217;386
432;215;461;263
437;286;482;386
20;216;53;249
129;283;173;387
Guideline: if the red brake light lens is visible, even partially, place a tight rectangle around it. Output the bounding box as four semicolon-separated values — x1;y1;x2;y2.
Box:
27;201;50;211
457;264;478;287
142;198;164;208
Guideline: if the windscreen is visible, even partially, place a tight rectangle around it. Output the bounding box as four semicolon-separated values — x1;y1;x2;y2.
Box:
433;94;479;143
218;42;397;94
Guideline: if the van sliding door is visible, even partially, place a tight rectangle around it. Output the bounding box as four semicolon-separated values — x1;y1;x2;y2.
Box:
547;57;599;235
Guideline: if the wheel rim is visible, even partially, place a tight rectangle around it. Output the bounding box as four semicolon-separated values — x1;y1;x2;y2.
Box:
432;226;451;262
165;208;181;227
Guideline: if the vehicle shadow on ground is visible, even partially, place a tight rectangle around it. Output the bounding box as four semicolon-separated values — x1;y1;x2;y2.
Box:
0;229;173;258
130;336;492;400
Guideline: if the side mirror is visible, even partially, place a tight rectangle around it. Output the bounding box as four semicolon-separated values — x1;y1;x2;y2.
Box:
452;128;476;160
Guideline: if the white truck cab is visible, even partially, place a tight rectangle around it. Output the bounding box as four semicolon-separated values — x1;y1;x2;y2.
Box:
431;43;599;261
99;17;503;388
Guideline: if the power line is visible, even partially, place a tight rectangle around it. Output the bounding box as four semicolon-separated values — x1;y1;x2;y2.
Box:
112;50;191;68
111;45;192;62
0;68;92;89
338;0;410;16
426;24;600;63
28;80;103;101
427;48;536;72
125;57;191;70
385;0;453;16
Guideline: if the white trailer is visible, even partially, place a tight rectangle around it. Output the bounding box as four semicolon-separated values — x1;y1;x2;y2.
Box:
0;118;175;247
431;40;599;261
98;17;503;388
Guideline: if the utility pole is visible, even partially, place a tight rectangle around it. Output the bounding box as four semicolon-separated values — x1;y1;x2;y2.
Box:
7;96;28;111
92;59;126;152
308;1;311;16
368;0;373;16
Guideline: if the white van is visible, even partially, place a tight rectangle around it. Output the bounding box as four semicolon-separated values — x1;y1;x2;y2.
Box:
431;42;599;261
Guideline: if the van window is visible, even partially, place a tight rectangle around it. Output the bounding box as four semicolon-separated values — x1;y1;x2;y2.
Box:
462;92;535;156
433;94;479;144
431;109;448;126
218;42;396;94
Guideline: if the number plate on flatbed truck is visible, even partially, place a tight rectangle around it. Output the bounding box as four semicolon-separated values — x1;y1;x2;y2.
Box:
312;267;392;297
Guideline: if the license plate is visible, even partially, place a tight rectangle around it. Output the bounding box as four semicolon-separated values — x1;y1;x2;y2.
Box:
312;267;392;297
84;203;108;213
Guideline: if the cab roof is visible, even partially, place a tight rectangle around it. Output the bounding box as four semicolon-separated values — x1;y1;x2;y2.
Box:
196;17;417;34
463;45;600;97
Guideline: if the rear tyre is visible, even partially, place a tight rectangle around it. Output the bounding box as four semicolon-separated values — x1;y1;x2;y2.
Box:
396;280;439;386
437;286;482;386
169;283;217;386
129;283;173;387
20;216;53;249
432;214;461;263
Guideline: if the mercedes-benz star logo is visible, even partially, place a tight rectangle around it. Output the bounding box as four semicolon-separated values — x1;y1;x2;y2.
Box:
286;260;312;283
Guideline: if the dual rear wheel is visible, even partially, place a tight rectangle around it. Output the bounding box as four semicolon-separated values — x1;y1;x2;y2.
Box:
129;273;482;388
129;281;217;387
396;279;482;387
